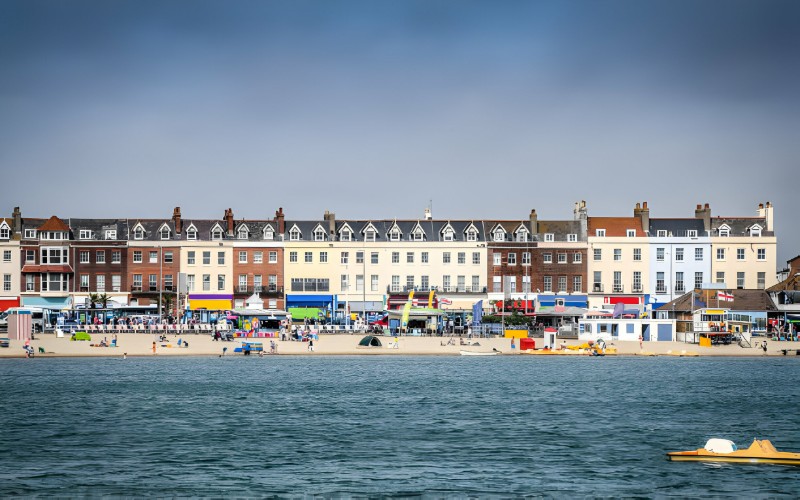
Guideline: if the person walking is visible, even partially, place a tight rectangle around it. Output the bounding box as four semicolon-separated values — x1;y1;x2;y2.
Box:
308;339;314;352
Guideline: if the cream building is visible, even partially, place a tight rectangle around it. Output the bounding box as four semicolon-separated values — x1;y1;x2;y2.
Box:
0;218;20;309
587;215;649;310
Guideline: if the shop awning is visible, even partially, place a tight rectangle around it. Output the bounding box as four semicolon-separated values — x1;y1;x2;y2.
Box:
21;296;72;309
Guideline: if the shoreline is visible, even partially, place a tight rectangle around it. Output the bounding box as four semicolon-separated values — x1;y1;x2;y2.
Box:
2;333;798;359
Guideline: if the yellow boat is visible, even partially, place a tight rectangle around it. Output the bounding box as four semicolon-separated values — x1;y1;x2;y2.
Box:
668;439;800;466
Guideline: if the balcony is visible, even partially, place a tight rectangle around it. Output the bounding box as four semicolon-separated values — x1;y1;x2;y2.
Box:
386;285;487;295
655;285;667;294
592;283;604;293
131;285;143;292
632;286;643;293
613;284;624;293
235;286;284;297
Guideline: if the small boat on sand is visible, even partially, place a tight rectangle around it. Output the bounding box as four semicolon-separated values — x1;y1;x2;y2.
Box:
459;350;500;356
667;438;800;466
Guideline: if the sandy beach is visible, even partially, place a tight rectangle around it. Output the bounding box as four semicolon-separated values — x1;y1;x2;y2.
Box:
2;332;799;358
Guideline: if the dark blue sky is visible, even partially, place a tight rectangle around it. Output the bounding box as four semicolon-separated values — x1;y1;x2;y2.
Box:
1;0;798;262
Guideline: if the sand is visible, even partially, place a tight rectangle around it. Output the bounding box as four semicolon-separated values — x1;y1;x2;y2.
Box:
1;332;798;359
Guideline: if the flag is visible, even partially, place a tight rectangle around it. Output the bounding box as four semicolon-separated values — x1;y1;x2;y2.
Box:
717;291;734;302
439;298;452;306
472;300;483;326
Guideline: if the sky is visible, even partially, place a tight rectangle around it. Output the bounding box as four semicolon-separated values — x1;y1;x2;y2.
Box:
1;0;798;263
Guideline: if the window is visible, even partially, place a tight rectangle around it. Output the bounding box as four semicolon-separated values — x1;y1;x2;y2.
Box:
737;272;745;289
211;227;223;240
466;229;478;241
543;253;553;264
568;234;577;242
716;248;725;260
41;247;68;264
254;251;263;264
254;275;262;292
269;251;277;263
320;251;328;263
187;227;197;240
757;272;765;289
558;276;567;292
0;250;9;263
80;274;89;291
133;251;143;263
656;272;665;294
268;275;277;292
626;229;636;237
443;252;451;264
573;276;582;293
695;248;703;261
515;230;527;242
750;226;762;237
187;274;195;292
521;275;531;293
573;252;582;264
719;227;730;237
203;251;211;265
543;276;552;292
406;275;414;290
218;274;225;291
472;275;480;292
112;250;121;264
675;248;684;262
352;251;362;264
149;251;158;263
656;248;665;261
443;275;451;291
26;274;34;291
633;271;642;292
112;275;121;292
365;229;376;242
406;252;414;264
314;227;325;241
160;227;170;240
493;229;505;242
613;271;622;293
443;228;455;241
737;248;745;261
26;250;35;263
613;249;621;261
96;251;105;264
218;252;225;265
657;230;667;237
695;272;703;289
687;230;697;238
389;228;401;241
391;252;399;264
133;274;142;291
593;249;601;261
304;252;312;263
80;251;90;264
391;275;400;292
371;275;379;292
290;251;298;263
493;276;501;293
557;253;567;264
716;271;725;284
356;275;364;292
371;252;379;264
507;253;516;265
493;253;501;266
457;252;465;264
544;233;554;242
289;228;301;241
522;252;530;265
238;227;249;240
187;251;195;265
163;274;173;291
149;274;157;291
421;252;429;264
96;275;106;292
134;227;144;240
596;229;606;237
340;252;348;264
25;229;37;239
340;229;351;242
675;272;684;293
239;274;247;292
202;275;211;291
79;229;92;239
633;248;641;261
757;248;766;261
239;251;248;264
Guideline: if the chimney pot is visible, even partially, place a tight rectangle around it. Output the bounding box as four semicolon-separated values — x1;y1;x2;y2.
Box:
643;201;648;209
704;203;709;209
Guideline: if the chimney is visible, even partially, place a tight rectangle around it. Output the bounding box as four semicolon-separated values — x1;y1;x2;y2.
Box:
424;208;432;220
574;200;588;236
694;203;712;234
764;201;774;232
224;208;234;236
324;210;336;238
172;207;182;234
529;209;538;235
634;201;650;232
275;207;285;235
12;206;21;236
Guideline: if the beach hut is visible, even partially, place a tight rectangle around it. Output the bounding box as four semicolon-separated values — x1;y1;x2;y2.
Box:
358;335;383;347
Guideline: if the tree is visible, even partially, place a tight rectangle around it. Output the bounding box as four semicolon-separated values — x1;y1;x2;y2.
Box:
88;293;100;309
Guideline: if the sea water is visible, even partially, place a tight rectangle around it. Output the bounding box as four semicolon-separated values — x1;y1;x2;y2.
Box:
1;356;799;497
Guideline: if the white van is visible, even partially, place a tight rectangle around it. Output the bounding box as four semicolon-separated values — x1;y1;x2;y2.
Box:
0;307;48;333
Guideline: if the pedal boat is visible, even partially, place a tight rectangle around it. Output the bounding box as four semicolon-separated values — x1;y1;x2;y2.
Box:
667;439;800;466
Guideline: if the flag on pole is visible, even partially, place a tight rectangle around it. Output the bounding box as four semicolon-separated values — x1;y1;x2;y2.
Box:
717;291;734;302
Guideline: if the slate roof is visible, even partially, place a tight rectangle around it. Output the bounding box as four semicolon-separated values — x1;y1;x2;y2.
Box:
649;218;706;237
536;220;585;240
588;217;644;236
68;219;129;241
661;289;777;312
285;219;487;242
710;216;773;236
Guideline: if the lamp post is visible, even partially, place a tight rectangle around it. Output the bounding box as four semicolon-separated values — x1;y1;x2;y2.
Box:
158;245;163;320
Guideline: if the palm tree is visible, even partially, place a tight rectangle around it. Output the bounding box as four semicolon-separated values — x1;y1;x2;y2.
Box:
88;293;100;309
97;293;110;309
161;294;174;317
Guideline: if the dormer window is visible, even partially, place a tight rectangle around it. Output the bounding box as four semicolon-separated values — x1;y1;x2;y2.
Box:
364;227;377;242
314;227;326;241
544;233;554;242
340;229;352;242
238;227;249;240
389;228;401;241
160;226;171;240
289;227;301;241
515;229;529;242
493;228;505;242
0;224;9;240
442;228;455;242
626;229;636;237
79;229;92;240
567;234;577;242
186;226;198;240
596;229;606;237
105;230;117;240
719;225;730;237
749;225;762;237
24;229;37;239
211;228;223;240
687;230;697;238
134;227;144;240
263;227;274;240
466;228;478;242
657;230;667;237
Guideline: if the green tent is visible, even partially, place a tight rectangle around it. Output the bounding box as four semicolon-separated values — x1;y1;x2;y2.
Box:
358;335;382;347
70;331;91;341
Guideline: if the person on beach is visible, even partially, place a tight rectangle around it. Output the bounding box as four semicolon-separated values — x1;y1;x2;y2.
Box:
511;337;516;350
308;339;314;352
762;340;768;353
152;341;156;354
639;334;643;351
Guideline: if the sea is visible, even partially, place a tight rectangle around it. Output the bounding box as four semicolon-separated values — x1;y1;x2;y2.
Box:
1;355;799;498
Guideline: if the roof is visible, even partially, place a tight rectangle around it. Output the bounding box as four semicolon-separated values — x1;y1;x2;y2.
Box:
767;273;800;293
37;216;70;232
649;218;706;237
661;289;777;312
710;216;773;236
588;217;644;237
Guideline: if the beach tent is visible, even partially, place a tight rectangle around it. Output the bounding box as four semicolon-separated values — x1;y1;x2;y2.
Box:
70;332;91;341
358;335;383;347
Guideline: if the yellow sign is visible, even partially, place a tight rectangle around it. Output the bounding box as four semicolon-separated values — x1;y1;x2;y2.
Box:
706;309;725;315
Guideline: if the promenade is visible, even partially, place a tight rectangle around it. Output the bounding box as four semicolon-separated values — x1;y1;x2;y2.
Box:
2;333;798;358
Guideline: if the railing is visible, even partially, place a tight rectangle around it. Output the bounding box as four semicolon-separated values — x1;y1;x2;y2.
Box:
592;283;604;292
131;285;143;292
235;286;284;296
632;286;643;293
385;285;487;294
656;285;667;294
613;284;624;293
